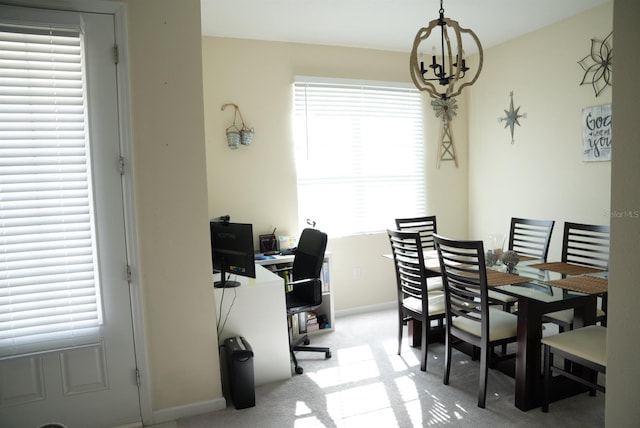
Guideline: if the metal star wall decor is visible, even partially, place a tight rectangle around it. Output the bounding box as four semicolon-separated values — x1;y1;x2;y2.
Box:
578;31;612;97
498;91;527;144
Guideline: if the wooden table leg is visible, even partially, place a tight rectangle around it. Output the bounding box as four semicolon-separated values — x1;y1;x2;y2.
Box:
408;319;422;348
514;296;543;411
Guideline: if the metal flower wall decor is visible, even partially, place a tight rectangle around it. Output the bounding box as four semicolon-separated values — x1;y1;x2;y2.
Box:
578;31;612;97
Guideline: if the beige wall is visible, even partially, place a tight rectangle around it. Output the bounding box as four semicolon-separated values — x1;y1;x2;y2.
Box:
125;0;221;415
607;0;640;424
468;3;613;259
201;38;469;313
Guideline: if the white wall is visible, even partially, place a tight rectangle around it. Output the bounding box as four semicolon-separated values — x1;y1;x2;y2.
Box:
125;0;222;417
468;3;613;259
607;0;640;424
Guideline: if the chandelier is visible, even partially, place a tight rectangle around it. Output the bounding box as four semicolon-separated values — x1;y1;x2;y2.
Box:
410;0;483;99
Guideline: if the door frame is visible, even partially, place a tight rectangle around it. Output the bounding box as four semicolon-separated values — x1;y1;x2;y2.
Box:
0;0;151;424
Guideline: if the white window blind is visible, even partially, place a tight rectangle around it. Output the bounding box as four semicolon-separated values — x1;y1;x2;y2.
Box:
0;25;103;358
294;78;426;237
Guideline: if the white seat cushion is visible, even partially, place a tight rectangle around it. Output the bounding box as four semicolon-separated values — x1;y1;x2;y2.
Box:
487;289;517;303
541;325;607;367
427;276;443;291
403;291;445;316
545;308;606;325
452;308;518;342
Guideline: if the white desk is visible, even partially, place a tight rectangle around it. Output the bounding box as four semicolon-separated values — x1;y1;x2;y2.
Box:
214;264;291;385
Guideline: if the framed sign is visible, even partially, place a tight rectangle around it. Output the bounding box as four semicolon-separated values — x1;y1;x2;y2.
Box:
582;104;612;162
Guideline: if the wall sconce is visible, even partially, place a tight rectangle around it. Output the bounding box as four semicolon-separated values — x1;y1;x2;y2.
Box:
221;103;254;149
409;0;483;100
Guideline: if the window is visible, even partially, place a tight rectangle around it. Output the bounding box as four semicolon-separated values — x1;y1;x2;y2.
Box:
0;25;103;357
293;77;426;237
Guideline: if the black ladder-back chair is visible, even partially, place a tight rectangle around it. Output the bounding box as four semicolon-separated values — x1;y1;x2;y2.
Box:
395;216;437;251
286;228;331;374
543;222;610;331
508;217;555;261
490;218;555;315
395;216;443;291
387;229;446;372
434;234;518;408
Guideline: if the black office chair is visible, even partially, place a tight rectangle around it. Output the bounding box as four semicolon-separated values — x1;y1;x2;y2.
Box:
286;228;331;374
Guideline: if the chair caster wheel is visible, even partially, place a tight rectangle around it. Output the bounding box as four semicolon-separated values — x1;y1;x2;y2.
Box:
325;351;331;358
295;366;304;374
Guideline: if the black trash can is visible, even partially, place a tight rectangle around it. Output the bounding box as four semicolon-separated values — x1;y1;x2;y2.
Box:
220;336;255;409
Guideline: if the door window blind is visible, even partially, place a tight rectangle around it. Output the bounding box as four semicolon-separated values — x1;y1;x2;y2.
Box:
294;78;426;237
0;25;103;358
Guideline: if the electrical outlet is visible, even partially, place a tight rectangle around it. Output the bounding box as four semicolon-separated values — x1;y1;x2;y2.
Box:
353;267;361;279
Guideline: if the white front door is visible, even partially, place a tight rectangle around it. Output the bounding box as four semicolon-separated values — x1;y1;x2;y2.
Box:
0;4;141;427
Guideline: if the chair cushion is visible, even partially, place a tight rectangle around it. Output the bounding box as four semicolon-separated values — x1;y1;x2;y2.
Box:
545;308;606;325
452;308;518;342
427;276;443;291
541;325;607;367
488;289;517;303
403;291;445;316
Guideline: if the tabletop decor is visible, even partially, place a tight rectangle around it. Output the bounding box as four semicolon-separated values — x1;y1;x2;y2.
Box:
578;31;612;97
498;91;527;144
501;250;520;272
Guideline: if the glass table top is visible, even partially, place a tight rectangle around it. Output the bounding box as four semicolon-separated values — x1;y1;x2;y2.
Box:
490;259;608;303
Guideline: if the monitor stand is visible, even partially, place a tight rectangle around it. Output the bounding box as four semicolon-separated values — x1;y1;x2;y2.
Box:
214;279;241;288
214;265;241;288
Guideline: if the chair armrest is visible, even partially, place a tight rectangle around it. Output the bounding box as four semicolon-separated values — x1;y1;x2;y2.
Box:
286;278;322;309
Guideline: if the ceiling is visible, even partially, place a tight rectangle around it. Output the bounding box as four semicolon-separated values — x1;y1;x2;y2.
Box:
200;0;609;53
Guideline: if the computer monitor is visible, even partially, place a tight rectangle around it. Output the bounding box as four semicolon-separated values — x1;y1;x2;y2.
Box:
210;219;256;288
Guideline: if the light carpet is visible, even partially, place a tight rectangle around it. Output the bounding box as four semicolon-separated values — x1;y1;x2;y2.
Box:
179;308;604;428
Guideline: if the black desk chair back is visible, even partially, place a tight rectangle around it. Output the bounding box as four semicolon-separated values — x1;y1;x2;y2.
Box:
286;228;331;374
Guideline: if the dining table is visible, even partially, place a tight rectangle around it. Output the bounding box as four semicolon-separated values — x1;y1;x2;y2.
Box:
418;251;608;411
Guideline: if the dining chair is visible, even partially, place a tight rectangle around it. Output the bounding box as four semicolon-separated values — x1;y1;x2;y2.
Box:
433;234;518;408
387;229;446;372
395;216;437;250
508;217;555;261
395;216;443;291
543;222;610;331
488;217;555;314
541;325;606;412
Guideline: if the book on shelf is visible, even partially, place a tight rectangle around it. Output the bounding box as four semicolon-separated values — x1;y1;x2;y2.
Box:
321;261;330;293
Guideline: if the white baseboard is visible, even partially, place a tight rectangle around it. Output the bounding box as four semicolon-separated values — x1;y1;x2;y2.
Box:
151;396;227;426
335;301;395;318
